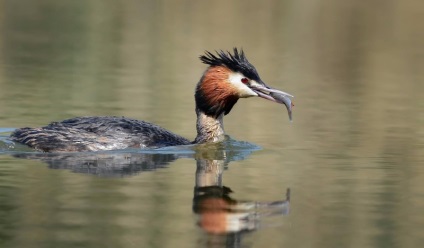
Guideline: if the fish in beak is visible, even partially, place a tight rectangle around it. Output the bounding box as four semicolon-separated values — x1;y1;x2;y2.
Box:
249;82;294;121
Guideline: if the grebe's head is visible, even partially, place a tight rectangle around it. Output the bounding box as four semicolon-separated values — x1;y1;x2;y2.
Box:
195;48;294;119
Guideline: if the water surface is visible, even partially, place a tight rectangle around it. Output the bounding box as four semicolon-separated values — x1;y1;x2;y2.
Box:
0;1;423;248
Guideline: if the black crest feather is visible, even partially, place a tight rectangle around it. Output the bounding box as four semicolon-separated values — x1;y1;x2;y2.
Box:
200;48;261;81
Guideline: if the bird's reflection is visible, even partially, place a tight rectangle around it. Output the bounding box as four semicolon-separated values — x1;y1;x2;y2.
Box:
12;151;180;177
193;154;290;247
10;142;290;247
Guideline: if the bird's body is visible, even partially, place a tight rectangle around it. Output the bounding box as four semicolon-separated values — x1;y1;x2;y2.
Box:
11;116;191;152
10;48;293;152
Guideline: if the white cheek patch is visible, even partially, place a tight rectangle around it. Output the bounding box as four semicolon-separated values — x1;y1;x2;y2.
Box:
228;72;258;98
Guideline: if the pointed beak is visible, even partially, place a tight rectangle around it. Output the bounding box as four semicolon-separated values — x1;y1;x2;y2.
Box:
249;82;294;121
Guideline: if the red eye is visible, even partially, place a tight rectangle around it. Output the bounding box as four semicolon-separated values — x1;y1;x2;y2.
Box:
241;78;249;84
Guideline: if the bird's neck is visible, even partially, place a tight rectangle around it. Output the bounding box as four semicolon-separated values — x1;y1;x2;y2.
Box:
193;66;240;144
194;109;225;144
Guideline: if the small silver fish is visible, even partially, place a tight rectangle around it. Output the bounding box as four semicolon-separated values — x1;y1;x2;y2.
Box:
270;92;294;121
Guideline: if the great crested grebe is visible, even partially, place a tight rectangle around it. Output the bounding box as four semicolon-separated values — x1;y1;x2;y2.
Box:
10;48;294;152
